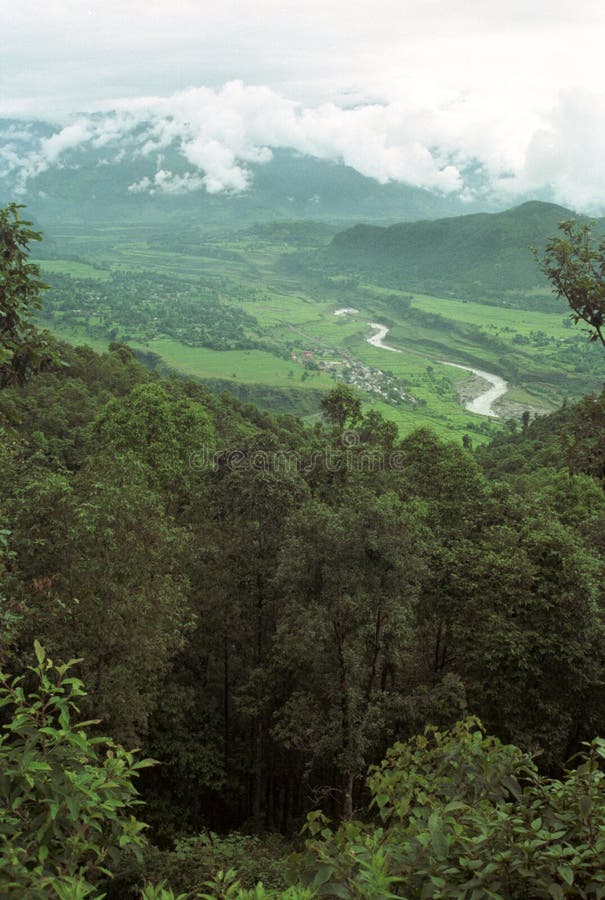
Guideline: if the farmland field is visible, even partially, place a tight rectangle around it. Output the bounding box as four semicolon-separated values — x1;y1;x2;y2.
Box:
34;220;605;443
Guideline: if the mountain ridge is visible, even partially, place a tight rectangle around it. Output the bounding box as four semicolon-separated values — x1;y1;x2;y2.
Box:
0;117;505;228
322;200;600;301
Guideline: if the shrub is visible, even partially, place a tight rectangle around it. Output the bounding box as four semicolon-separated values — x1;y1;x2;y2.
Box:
295;717;605;898
0;642;153;897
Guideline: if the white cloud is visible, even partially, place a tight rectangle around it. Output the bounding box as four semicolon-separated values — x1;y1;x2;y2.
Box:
128;169;205;194
2;82;468;196
39;121;91;164
1;0;605;209
514;90;605;213
4;79;605;211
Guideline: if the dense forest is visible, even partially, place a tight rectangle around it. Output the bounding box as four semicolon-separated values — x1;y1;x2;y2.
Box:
312;202;603;306
2;204;605;898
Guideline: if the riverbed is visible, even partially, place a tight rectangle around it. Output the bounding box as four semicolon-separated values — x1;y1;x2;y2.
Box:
363;321;508;417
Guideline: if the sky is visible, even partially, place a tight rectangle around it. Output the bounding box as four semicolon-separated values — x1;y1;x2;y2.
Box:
2;0;605;209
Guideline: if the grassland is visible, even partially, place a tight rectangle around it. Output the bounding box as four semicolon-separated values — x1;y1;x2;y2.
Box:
35;221;605;443
128;338;334;390
33;259;111;280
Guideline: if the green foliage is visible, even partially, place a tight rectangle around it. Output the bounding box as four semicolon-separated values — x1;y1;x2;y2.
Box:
42;269;261;350
33;203;605;434
324;200;575;301
538;219;605;348
273;488;430;818
2;252;605;869
0;643;152;897
142;833;291;896
11;455;192;744
140;869;316;900
0;203;58;387
121;832;300;899
320;384;362;433
296;717;605;898
562;387;605;480
196;869;317;900
141;881;189;900
0;519;22;668
91;382;216;497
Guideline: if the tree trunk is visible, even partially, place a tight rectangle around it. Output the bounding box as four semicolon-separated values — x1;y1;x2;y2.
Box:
223;636;230;773
342;770;354;821
253;716;264;832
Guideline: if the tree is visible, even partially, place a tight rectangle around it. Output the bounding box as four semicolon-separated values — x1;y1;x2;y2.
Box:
0;643;151;897
0;203;57;387
438;489;605;766
273;490;429;820
537;219;605;348
91;382;216;504
562;387;605;480
320;384;362;434
11;454;192;745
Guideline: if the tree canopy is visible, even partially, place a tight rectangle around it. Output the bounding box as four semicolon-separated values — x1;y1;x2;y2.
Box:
0;203;57;387
538;219;605;348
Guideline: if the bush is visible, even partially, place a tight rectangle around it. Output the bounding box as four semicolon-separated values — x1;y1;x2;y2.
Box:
0;642;153;897
295;717;605;898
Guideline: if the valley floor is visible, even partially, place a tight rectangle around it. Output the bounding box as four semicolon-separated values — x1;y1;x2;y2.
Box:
34;219;605;443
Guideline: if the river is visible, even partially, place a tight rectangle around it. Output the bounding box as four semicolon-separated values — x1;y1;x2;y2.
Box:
363;320;508;418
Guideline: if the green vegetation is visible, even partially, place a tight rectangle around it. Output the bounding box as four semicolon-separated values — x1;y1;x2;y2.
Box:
298;718;605;899
322;201;602;304
0;643;151;897
31;202;605;444
537;218;605;348
0;203;58;387
3;205;605;896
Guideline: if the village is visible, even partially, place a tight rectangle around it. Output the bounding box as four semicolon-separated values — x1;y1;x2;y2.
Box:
290;345;418;406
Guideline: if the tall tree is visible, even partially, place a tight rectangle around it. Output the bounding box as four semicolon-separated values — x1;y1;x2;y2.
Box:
91;382;216;505
10;454;191;744
273;489;429;820
0;203;57;387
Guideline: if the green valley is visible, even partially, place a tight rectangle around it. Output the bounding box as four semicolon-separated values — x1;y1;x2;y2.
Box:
34;203;605;443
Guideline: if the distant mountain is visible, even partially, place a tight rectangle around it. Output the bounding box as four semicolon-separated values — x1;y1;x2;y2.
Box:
0;117;498;229
323;201;600;302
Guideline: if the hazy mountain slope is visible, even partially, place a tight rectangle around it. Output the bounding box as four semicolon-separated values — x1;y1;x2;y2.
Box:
0;118;495;228
324;201;600;300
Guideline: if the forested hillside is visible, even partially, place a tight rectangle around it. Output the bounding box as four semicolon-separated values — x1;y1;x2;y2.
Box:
321;201;603;305
2;205;605;897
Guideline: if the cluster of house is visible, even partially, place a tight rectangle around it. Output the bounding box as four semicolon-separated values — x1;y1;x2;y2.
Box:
290;349;416;406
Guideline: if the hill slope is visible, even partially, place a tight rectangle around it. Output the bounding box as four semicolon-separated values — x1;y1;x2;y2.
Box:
324;201;601;302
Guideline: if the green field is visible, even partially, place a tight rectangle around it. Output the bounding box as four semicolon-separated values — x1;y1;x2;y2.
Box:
35;221;605;442
130;338;334;390
34;259;111;281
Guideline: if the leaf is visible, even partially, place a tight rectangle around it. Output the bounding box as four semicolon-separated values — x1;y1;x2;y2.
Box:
502;775;522;801
33;640;45;666
132;757;158;769
312;863;335;887
428;812;449;860
558;865;574;886
326;885;351;899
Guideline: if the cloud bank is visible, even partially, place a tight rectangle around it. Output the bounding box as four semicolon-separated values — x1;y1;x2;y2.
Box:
2;81;605;212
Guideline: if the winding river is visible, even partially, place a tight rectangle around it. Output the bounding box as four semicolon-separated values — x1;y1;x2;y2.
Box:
437;361;508;418
360;319;508;418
